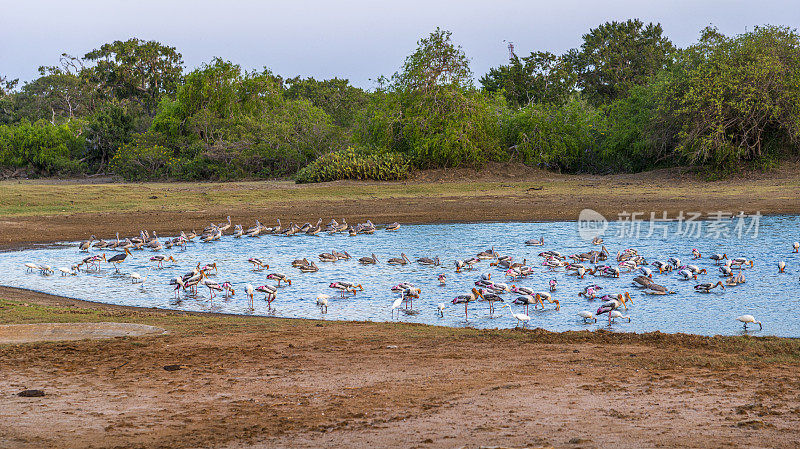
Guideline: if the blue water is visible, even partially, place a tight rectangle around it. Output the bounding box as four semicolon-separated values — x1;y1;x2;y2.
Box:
3;218;800;337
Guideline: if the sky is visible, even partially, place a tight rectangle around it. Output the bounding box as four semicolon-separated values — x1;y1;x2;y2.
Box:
2;0;799;89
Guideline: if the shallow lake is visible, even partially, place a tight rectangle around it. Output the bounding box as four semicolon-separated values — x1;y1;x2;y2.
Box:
3;217;799;337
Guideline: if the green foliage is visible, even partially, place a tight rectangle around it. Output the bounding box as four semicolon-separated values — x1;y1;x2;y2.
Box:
480;52;576;107
284;77;368;128
295;147;411;183
569;19;674;105
658;25;800;168
0;120;84;175
501;98;606;172
83;38;184;116
109;142;178;181
356;29;506;169
82;104;136;171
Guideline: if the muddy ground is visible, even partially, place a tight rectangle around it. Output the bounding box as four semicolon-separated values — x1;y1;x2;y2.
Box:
1;288;799;449
2;166;800;448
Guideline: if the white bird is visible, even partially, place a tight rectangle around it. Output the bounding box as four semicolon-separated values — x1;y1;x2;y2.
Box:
24;263;39;273
437;302;445;317
245;284;255;309
609;310;631;323
316;294;330;313
794;242;799;253
778;261;786;273
58;267;77;276
736;315;762;330
39;265;53;275
503;304;530;328
391;293;404;318
130;268;150;284
577;311;596;323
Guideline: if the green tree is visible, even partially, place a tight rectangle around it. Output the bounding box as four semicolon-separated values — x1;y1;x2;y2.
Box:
570;19;674;105
480;52;576;107
0;75;18;124
658;25;800;167
14;63;95;123
83;38;183;116
284;77;368;128
392;27;473;92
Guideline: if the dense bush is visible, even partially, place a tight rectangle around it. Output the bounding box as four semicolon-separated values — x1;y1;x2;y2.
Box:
295;147;411;183
109;143;179;181
501;98;605;172
0;120;84;176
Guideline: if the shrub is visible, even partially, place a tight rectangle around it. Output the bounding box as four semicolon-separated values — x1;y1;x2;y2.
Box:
501;98;606;172
110;143;181;181
295;147;411;183
0;120;84;176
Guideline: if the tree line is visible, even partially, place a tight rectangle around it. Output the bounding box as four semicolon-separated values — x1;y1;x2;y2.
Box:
2;21;799;181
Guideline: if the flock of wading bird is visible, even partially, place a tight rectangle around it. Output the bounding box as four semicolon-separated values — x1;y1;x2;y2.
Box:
23;216;800;331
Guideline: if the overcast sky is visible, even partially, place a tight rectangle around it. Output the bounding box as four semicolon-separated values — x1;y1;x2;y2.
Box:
2;0;799;89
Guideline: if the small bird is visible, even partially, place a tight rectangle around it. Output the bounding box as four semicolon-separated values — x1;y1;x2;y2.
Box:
609;310;631;323
437;303;445;317
778;261;786;273
577;311;596;323
438;274;446;286
502;304;530;328
391;293;404;319
736;315;762;330
316;294;330;313
794;242;799;253
245;284;255;309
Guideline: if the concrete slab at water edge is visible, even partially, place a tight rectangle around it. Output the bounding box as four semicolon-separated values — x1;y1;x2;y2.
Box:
0;322;167;344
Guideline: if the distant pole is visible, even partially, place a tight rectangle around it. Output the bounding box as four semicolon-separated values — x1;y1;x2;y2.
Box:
503;40;515;60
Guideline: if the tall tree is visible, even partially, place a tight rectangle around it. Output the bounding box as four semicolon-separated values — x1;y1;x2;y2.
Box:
570;19;674;105
284;77;368;128
392;27;473;93
480;52;576;107
83;38;183;116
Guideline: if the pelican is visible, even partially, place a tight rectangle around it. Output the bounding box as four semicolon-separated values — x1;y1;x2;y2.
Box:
502;304;530;328
736;315;762;330
577;311;596;323
107;248;132;272
778;261;786;273
266;273;292;286
525;237;544;246
451;288;483;320
79;235;96;252
299;261;319;273
317;250;335;261
359;254;379;264
644;283;675;295
316;294;330;313
694;281;725;293
387;253;410;265
416;256;440;266
386;222;401;231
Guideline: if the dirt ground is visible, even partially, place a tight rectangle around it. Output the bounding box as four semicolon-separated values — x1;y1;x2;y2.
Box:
2;166;800;448
2;163;800;248
1;288;799;449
